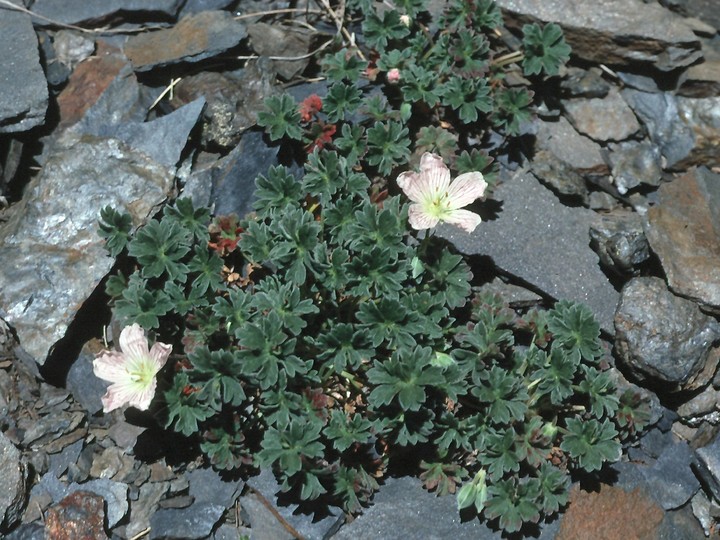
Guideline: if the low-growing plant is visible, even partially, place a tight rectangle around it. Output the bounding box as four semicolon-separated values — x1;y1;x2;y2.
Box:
95;0;649;534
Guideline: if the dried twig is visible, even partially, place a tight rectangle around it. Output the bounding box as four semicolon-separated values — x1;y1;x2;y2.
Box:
0;0;96;33
234;8;324;20
246;484;307;540
236;38;334;62
149;77;182;111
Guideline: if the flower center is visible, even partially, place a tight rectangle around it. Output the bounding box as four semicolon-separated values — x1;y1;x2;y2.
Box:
127;356;157;387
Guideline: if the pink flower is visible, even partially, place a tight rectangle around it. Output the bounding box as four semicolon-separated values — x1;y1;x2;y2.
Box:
93;323;172;413
387;68;401;84
396;152;488;233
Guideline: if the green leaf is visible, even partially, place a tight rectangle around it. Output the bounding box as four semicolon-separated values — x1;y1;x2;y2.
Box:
424;249;473;309
257;418;324;476
98;206;132;257
212;287;254;339
356;297;417;349
532;346;577;405
334;466;379;513
323;410;374;451
471;366;528;425
578;366;619;419
201;427;252;470
164;198;211;244
362;10;410;51
114;273;173;330
522;22;571;76
484;477;542;533
481;427;521;478
457;469;488;513
421;460;467;497
189;347;247;407
307;322;373;373
366;121;411;175
257;93;303;141
321;49;368;83
164;372;214;436
401;63;441;107
128;219;192;283
492;87;534;136
253;275;319;336
367;346;444;411
560;417;621;472
333;123;367;167
547;300;603;363
253;166;303;218
187;246;224;294
323;82;363;123
439;76;492;124
536;462;570;514
348;196;407;253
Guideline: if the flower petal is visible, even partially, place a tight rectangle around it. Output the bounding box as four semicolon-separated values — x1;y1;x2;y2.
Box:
93;351;129;383
408;203;440;230
419;152;446;173
396;170;420;197
119;323;150;363
446;172;487;210
397;153;451;204
101;378;157;412
442;209;482;233
149;342;172;370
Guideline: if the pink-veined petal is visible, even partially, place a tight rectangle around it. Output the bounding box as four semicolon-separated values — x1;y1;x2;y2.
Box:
408;204;440;230
419;152;446;173
442;209;483;233
93;351;130;383
446;172;487;210
118;323;150;363
396;170;420;197
101;377;157;412
149;342;172;370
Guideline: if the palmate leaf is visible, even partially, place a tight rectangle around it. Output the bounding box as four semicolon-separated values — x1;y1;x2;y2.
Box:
533;346;577;405
457;470;488;513
187;246;224;294
348;197;407;252
307;322;373;373
323;82;363;123
367;346;445;411
334;466;379;514
114;274;172;330
471;366;528;425
536;462;570;514
128;219;192;283
522;22;571;77
480;427;521;478
253;165;303;218
424;250;473;309
560;417;621;472
321;49;368;83
164;197;211;243
256;418;324;476
98;205;132;257
188;347;247;407
323;410;374;451
164;372;214;436
366;121;411;175
356;297;421;349
484;477;542;533
201;427;253;470
211;287;254;340
578;366;619;419
421;461;467;497
253;275;319;336
362;9;410;51
439;76;492;124
257;93;302;141
547;300;603;363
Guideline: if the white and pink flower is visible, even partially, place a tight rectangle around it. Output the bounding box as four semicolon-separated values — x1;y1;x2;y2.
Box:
396;152;488;233
93;323;171;413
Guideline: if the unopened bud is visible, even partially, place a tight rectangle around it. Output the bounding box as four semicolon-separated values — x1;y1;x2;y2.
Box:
400;14;411;27
387;68;401;84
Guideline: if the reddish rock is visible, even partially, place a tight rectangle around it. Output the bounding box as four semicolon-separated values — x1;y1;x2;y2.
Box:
56;42;127;130
556;484;664;540
44;491;109;540
645;167;720;310
124;11;247;72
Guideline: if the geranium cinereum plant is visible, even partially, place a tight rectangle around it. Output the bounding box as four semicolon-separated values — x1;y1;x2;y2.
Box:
93;323;172;412
397;152;487;233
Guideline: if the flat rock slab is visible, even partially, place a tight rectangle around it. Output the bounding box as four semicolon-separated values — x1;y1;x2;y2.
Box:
496;0;701;71
0;3;48;133
124;11;248;72
562;87;640;142
333;476;559;539
30;0;182;25
645;167;720;310
438;169;619;332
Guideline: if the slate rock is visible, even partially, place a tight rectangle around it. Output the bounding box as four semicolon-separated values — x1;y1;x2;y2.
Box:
334;476;559;540
562;87;640;142
48;439;84;479
530;149;589;205
438;169;619;332
187;467;243;507
248;22;312;80
0;431;28;530
645;167;720;310
53;30;96;69
37;31;71;89
606;140;663;194
674;96;720;170
614;277;720;390
0;3;49;133
496;0;701;71
560;67;611;99
679;36;720;97
3;523;44;540
639;441;699;510
125;481;169;539
125;11;248;72
695;434;720;502
66;348;106;415
242;469;345;540
589;210;650;276
67;479;128;528
0;136;174;363
535;116;608;174
677;383;720;424
621;89;695;170
30;0;183;25
178;0;235;16
149;502;227;540
661;0;720;31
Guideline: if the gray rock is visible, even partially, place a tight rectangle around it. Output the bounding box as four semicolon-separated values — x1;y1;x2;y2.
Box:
530;149;589;205
474;278;543;309
125;481;170;539
242;469;345;540
0;432;28;530
677;383;720;424
178;0;235;16
124;11;248;72
690;490;720;537
679;36;720;98
187;467;243;507
674;96;720;170
645;167;720;310
0;135;174;363
621;89;695;170
607;140;663;194
0;3;48;133
614;277;720;390
660;0;720;31
639;441;699;510
496;0;701;71
535;116;608;174
30;0;183;25
0;95;203;362
562;88;641;142
66;348;106;414
68;478;129;528
437;169;619;332
53;30;95;69
696;434;720;502
48;439;84;478
333;476;559;540
560;67;611;99
247;22;313;80
149;502;227;539
3;523;44;540
589;210;650;275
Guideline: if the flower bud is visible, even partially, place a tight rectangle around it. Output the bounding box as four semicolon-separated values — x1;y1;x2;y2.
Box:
387;68;401;84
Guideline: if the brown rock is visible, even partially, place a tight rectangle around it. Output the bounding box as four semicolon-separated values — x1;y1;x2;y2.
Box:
56;42;127;130
124;11;247;72
535;116;608;174
563;88;640;142
496;0;701;71
645;167;720;310
556;484;664;540
45;491;109;540
247;22;312;80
